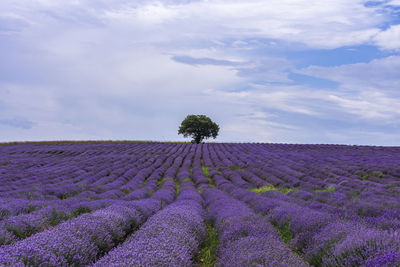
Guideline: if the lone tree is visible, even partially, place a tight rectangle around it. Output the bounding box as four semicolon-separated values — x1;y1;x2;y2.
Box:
178;115;219;144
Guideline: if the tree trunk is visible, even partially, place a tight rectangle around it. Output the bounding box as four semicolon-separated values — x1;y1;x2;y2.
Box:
194;135;202;144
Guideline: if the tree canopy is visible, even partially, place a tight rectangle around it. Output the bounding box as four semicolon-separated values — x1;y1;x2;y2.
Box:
178;115;219;144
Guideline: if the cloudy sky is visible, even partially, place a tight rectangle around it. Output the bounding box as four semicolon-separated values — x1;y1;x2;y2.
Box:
1;0;400;145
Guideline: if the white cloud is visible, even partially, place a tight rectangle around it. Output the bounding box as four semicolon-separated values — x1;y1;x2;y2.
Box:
374;24;400;50
0;49;245;141
297;56;400;92
387;0;400;6
222;118;296;143
1;0;400;145
1;0;389;49
327;92;400;120
325;130;400;146
296;56;400;120
106;0;384;49
104;2;179;25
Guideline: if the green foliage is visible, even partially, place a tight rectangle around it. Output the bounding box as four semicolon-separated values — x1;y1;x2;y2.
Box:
385;183;397;189
202;166;210;176
249;185;298;195
359;173;369;180
313;185;335;193
358;171;384;180
194;223;218;266
57;193;69;200
207;179;215;188
273;218;293;244
250;185;276;194
146;189;154;196
121;188;131;195
7;225;33;239
279;223;293;244
352;190;361;198
157;177;173;188
28;205;36;213
308;242;336;267
70;206;92;218
281;188;298;194
373;171;384;178
25;188;39;200
178;115;219;144
47;208;68;226
201;165;215;187
175;182;180;196
328;185;335;192
228;165;246;171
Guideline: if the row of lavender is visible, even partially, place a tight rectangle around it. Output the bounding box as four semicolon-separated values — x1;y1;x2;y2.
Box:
0;142;399;266
201;143;400;266
0;142;207;266
0;142;200;250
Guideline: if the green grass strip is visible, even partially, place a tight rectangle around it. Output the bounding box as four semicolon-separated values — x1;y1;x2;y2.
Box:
228;165;246;171
175;181;180;196
313;185;335;193
194;223;218;266
201;166;209;176
201;165;215;187
249;185;298;195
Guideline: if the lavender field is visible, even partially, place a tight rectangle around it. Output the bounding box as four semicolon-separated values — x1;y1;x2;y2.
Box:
0;142;399;266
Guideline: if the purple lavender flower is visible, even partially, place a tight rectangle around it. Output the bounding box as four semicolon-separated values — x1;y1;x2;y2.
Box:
0;199;160;266
203;189;308;266
93;199;206;266
363;250;400;267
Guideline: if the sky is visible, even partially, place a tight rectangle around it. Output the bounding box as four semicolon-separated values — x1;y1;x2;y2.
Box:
0;0;400;145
